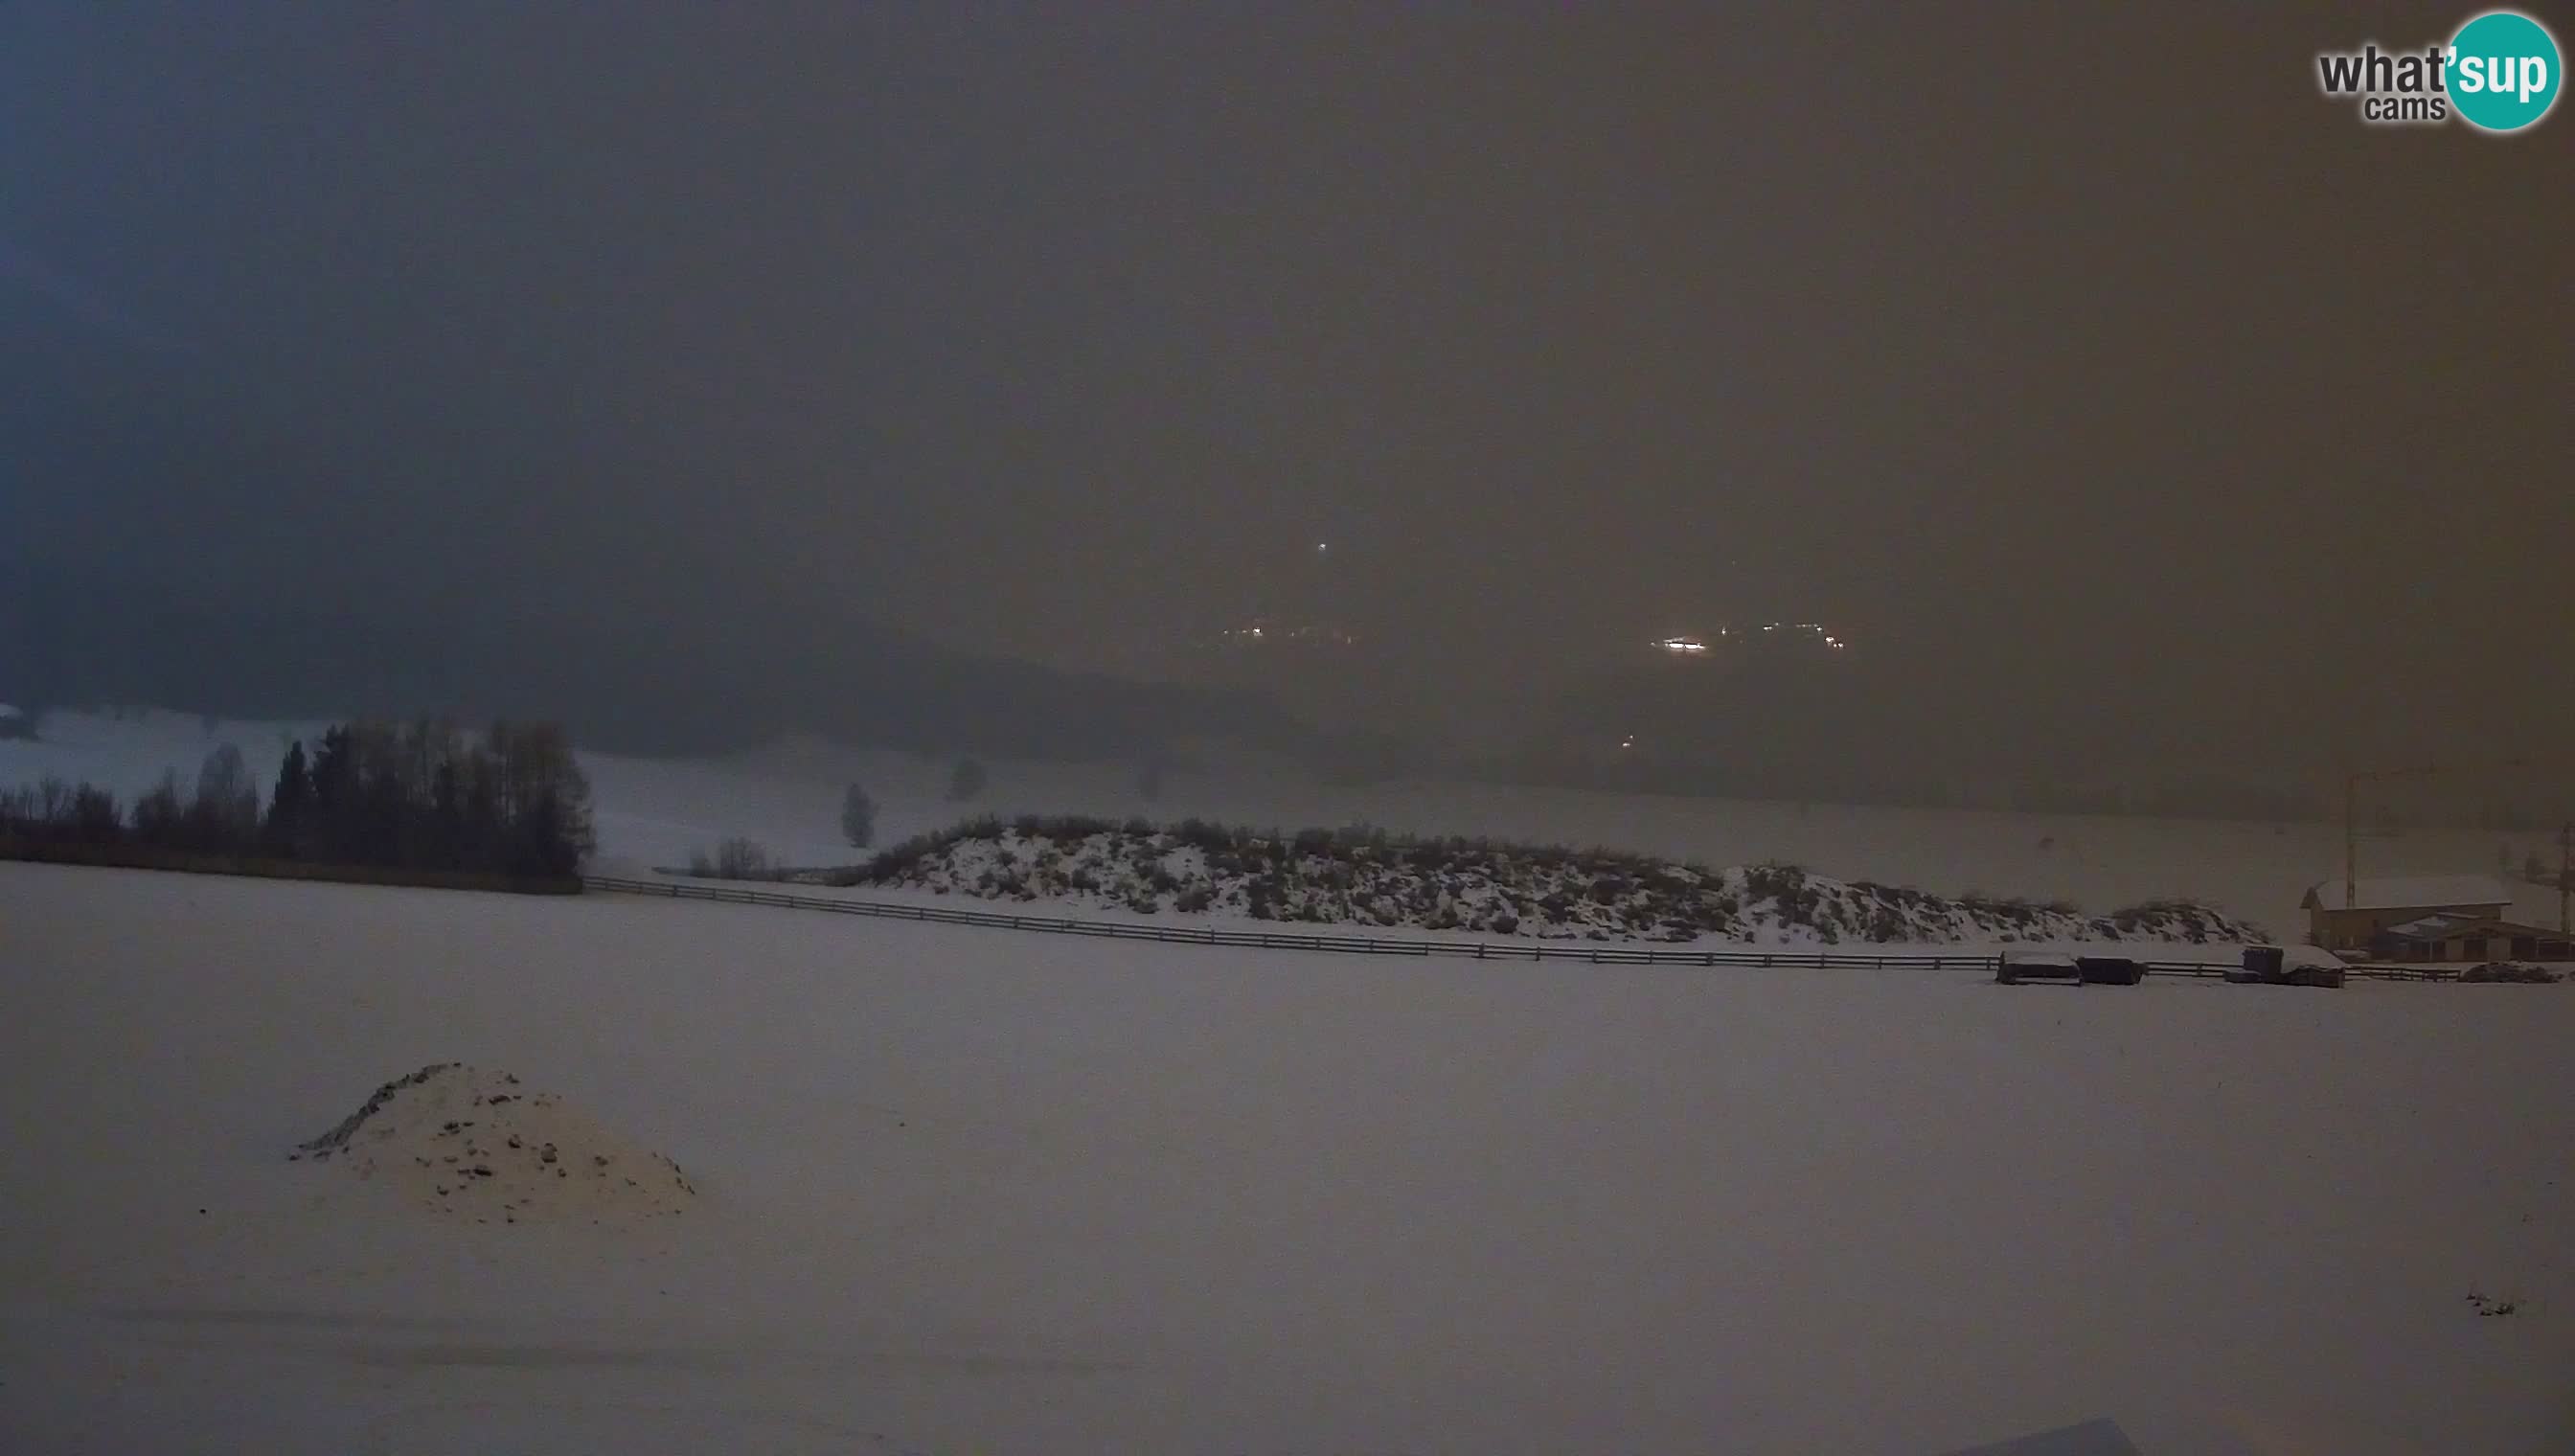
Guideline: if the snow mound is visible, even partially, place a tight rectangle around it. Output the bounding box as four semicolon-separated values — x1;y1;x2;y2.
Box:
848;817;2267;945
293;1063;695;1224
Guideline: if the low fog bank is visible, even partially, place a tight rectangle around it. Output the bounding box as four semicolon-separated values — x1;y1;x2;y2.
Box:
0;573;1322;764
7;575;2567;830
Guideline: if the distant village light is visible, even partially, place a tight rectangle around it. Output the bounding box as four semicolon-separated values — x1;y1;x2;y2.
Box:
1642;625;1846;654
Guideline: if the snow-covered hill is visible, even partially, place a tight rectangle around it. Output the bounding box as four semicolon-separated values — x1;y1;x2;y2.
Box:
842;817;2264;944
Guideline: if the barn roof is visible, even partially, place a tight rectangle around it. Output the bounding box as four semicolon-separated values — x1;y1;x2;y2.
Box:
2379;913;2564;942
2300;876;2512;911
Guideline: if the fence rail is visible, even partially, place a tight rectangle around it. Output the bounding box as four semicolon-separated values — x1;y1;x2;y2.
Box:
0;838;582;895
579;875;2336;978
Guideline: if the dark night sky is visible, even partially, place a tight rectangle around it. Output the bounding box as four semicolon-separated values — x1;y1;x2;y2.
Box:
3;3;2568;767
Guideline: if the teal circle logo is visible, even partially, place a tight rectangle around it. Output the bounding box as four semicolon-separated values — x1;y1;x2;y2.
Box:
2449;11;2561;131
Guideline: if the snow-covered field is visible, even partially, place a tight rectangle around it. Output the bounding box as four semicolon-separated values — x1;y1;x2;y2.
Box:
4;862;2570;1454
7;707;2569;939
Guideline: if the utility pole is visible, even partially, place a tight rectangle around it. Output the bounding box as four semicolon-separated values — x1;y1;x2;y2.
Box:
2341;757;2537;912
2560;821;2570;937
2345;762;2439;909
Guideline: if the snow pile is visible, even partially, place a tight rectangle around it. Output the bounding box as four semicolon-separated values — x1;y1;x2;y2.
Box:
848;817;2265;944
292;1063;695;1224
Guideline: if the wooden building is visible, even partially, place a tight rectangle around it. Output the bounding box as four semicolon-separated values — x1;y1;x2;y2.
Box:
2369;913;2574;964
2301;876;2511;952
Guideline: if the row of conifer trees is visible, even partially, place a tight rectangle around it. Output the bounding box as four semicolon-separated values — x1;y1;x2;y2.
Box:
0;718;594;879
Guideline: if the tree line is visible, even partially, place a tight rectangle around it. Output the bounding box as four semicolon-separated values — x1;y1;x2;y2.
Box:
0;718;595;879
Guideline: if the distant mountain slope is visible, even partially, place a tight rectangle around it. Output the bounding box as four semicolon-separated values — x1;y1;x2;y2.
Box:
842;816;2264;944
0;281;1323;764
0;569;1323;762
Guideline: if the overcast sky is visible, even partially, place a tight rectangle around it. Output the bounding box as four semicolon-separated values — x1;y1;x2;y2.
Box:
3;3;2568;757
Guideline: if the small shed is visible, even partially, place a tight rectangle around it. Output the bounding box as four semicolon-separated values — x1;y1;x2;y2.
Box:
2370;913;2574;964
2301;876;2511;951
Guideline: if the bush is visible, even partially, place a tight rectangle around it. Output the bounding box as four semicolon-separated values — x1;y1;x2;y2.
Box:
1743;862;1808;905
2463;961;2560;985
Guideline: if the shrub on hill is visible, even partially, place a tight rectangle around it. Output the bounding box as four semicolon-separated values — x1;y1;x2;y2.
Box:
838;814;2261;946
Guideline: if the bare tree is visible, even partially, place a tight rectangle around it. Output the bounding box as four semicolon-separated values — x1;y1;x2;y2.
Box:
194;742;262;842
840;783;877;849
487;720;595;859
133;771;187;841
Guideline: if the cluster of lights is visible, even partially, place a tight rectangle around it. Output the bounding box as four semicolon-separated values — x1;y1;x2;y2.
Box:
1219;620;1358;648
1654;623;1850;653
1766;621;1847;648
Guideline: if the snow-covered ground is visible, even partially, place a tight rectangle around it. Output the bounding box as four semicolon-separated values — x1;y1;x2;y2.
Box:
3;862;2568;1454
7;706;2567;939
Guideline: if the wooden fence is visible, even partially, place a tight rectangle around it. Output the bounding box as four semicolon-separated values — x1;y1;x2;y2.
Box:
580;875;2311;977
0;852;2476;983
0;838;582;895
